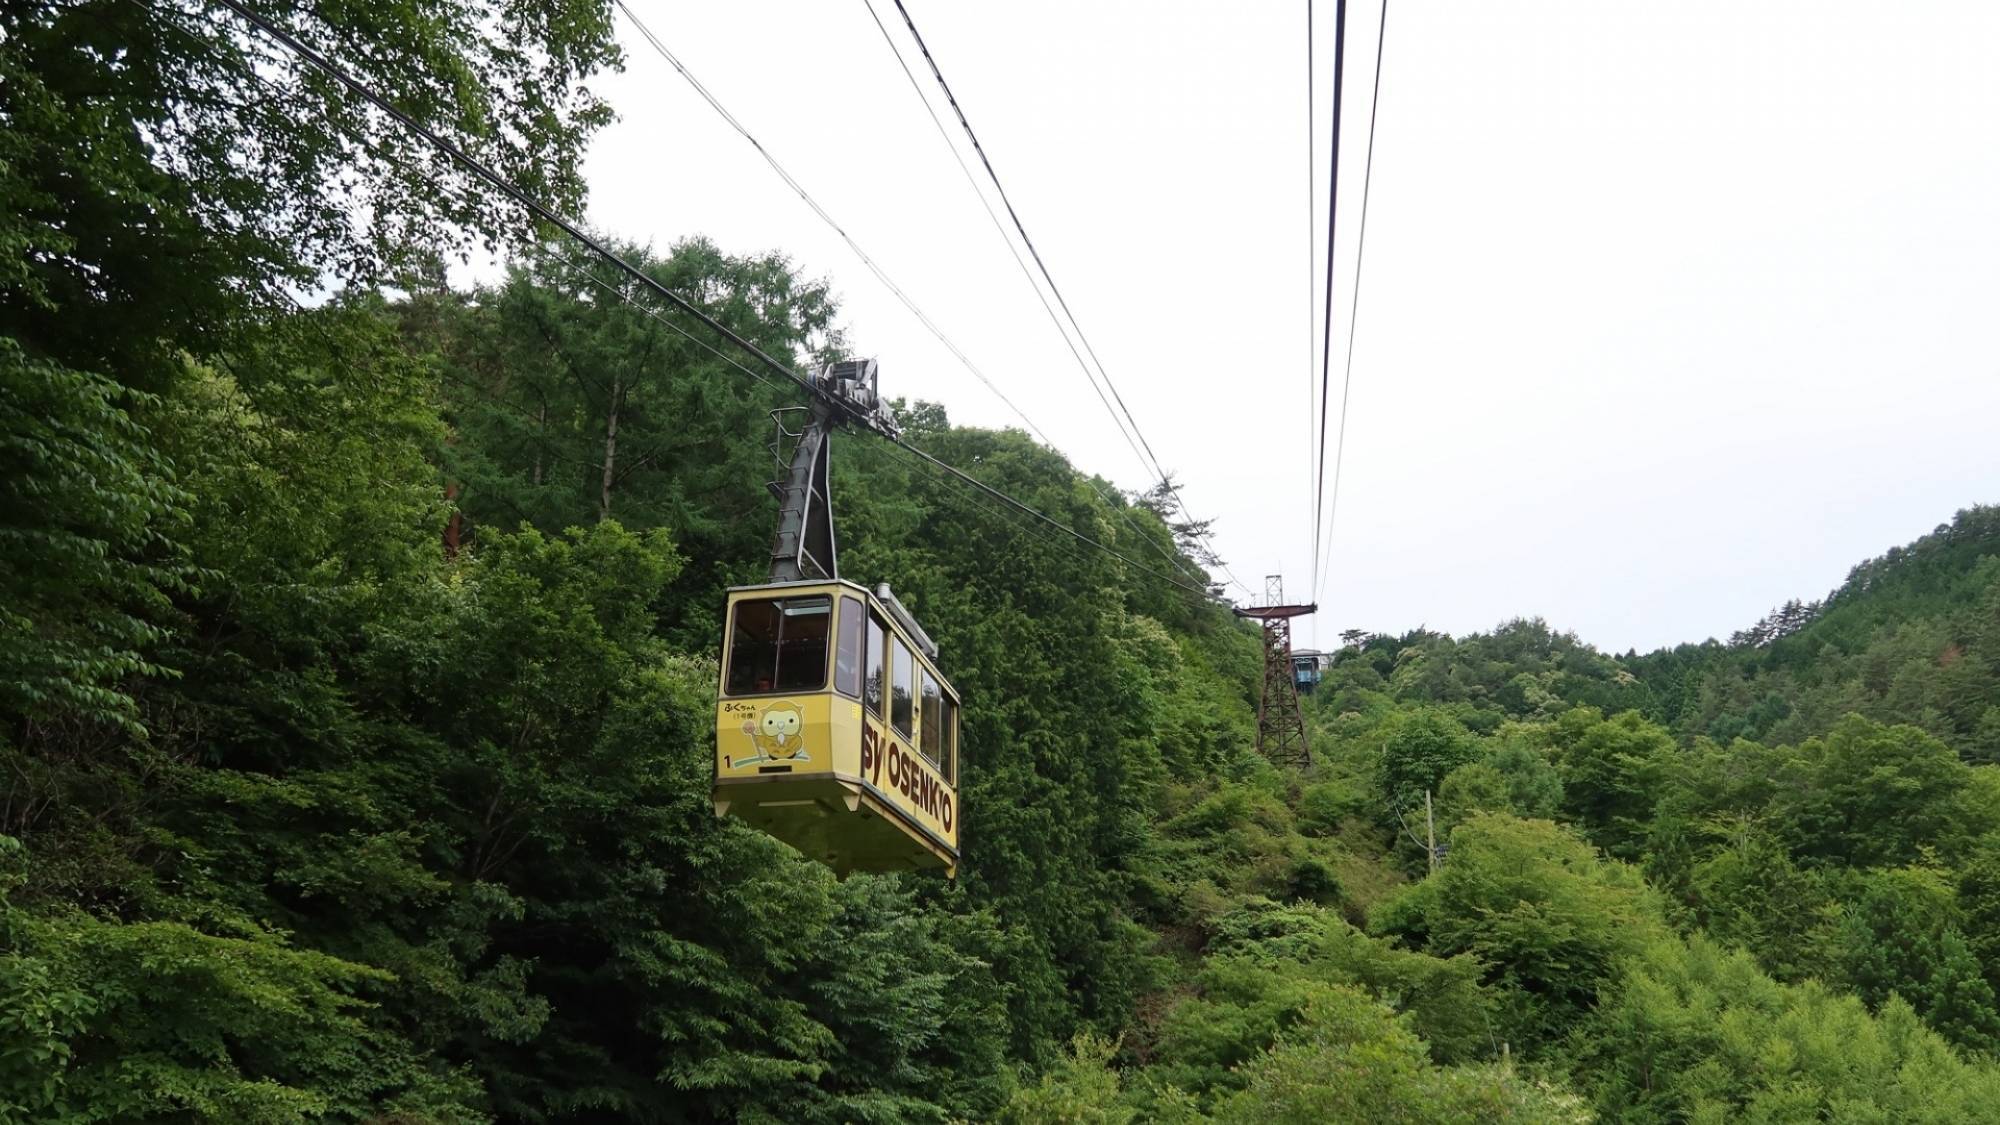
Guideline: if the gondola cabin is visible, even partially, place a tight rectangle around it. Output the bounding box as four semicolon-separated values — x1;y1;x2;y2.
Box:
1291;649;1324;693
713;579;960;876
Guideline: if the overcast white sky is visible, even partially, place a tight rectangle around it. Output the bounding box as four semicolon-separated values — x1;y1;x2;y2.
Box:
579;1;2000;653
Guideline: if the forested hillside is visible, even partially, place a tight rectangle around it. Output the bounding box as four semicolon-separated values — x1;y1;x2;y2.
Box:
1628;508;2000;757
7;5;2000;1122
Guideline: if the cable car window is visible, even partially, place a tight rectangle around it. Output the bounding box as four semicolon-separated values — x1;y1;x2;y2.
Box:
920;672;942;765
725;596;831;695
864;613;886;717
834;596;863;699
890;637;914;737
940;697;957;785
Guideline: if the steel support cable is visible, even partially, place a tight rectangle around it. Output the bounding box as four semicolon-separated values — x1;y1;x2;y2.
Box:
582;257;1217;603
883;0;1157;474
881;0;1253;598
572;252;1219;601
879;440;1218;606
855;1;1157;493
885;437;1222;602
513;210;1216;602
855;0;1193;533
1305;0;1320;589
1315;0;1388;602
610;3;1045;443
849;14;1229;598
1310;0;1348;598
859;3;1237;601
553;248;1218;603
614;1;1208;588
511;248;1216;603
198;0;1223;608
571;260;1218;600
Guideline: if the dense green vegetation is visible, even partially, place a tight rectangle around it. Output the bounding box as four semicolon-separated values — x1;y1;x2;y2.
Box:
7;4;2000;1121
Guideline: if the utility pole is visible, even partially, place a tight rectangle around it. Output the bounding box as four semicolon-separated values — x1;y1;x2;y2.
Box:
1425;788;1438;875
1234;575;1315;767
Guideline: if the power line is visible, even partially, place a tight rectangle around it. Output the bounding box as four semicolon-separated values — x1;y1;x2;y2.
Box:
1316;0;1389;602
202;0;1226;608
1311;0;1349;600
614;0;1209;588
877;0;1253;598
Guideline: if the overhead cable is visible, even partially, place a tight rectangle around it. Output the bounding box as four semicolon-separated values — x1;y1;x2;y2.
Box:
885;438;1219;602
882;441;1220;603
567;247;1219;600
855;0;1160;494
614;0;1208;586
1305;0;1320;587
199;0;1223;606
610;2;1047;445
1316;0;1389;601
879;0;1253;597
1310;0;1349;597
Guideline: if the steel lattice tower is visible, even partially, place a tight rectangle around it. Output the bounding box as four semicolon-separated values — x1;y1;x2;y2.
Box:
1235;576;1315;767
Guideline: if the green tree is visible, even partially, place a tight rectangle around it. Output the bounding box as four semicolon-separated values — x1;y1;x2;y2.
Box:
1955;839;2000;993
1575;933;2000;1122
1373;813;1666;1052
1684;820;1828;980
1;0;616;735
1484;734;1565;819
0;344;187;729
1198;901;1495;1063
995;1034;1135;1125
1818;866;2000;1054
430;239;838;647
1376;708;1479;817
1545;708;1675;859
1774;716;1969;868
1209;987;1588;1125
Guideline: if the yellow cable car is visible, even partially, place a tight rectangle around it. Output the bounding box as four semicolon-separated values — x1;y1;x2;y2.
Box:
713;579;960;875
712;360;961;875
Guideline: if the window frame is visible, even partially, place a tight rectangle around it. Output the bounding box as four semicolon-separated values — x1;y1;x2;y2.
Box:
863;612;887;718
939;696;958;786
919;670;943;767
723;594;834;697
890;636;915;739
834;595;864;700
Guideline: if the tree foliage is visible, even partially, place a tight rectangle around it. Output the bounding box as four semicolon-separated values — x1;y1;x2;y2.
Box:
11;3;2000;1119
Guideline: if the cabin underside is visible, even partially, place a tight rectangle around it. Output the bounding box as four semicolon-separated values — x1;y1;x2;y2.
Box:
714;773;957;876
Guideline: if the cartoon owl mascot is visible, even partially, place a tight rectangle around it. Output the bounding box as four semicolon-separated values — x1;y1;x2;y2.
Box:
731;703;809;766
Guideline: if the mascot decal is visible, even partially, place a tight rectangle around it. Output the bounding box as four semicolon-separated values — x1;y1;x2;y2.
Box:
728;702;810;768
